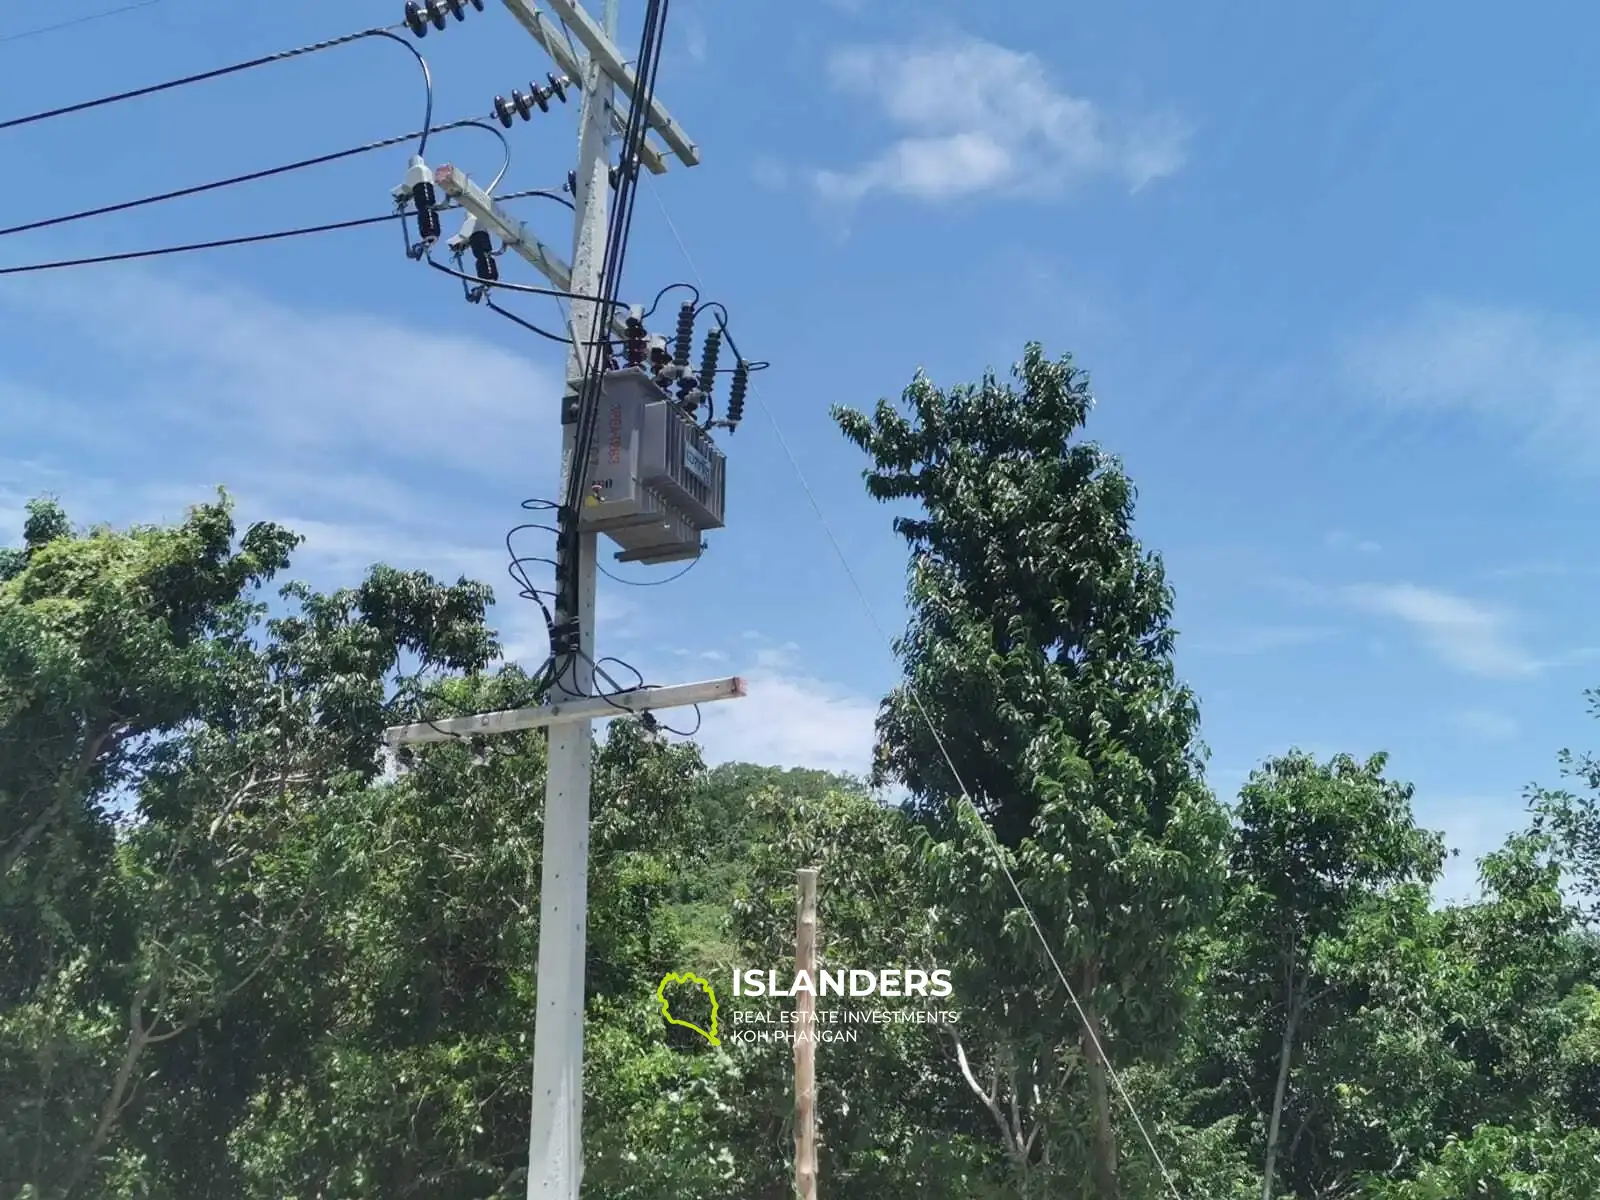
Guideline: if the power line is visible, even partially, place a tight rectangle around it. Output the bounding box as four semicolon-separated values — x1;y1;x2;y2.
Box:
0;214;402;276
0;117;508;241
0;0;163;46
0;24;434;157
641;175;1187;1199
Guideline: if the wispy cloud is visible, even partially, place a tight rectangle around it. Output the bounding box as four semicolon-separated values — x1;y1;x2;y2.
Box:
1341;582;1536;679
813;33;1188;204
1452;709;1520;741
1188;625;1336;657
1324;529;1381;554
1347;300;1600;473
690;640;878;775
0;268;581;668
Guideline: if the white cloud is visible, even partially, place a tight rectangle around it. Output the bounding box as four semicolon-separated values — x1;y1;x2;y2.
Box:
0;269;589;668
1347;300;1600;472
813;34;1187;204
1324;529;1381;554
2;270;561;478
689;642;879;775
1341;583;1536;679
1452;710;1520;741
1188;625;1336;657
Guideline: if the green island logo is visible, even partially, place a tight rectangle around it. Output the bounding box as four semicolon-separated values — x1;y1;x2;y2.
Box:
656;971;721;1046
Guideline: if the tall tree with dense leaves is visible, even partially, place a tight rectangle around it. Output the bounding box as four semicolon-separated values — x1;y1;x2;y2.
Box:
834;344;1230;1197
1201;751;1445;1199
0;493;496;1197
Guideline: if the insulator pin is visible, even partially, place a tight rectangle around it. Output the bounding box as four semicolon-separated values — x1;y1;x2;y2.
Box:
469;229;498;282
404;0;482;37
623;308;648;367
698;328;722;404
412;181;440;240
672;302;695;368
726;360;749;429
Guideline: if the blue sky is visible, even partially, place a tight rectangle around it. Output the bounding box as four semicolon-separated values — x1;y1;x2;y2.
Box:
3;0;1597;900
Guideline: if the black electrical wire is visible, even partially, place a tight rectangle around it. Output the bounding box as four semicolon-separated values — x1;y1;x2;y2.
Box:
0;0;161;45
423;255;631;308
642;281;700;320
482;298;575;346
0;213;402;276
585;654;702;739
561;0;672;532
0;116;504;241
545;0;671;701
597;556;700;587
563;0;672;520
0;25;435;157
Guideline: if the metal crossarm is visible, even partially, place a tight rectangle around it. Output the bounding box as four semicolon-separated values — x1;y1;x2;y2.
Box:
383;675;745;746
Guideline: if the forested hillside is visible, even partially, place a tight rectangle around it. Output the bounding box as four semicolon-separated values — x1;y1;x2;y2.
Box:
3;346;1599;1197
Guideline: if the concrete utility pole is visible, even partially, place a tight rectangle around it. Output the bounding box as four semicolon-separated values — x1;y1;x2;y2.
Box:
384;3;723;1197
522;0;616;1189
795;868;820;1200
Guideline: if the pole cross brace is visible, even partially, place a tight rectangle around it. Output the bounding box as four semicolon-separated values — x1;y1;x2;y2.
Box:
382;675;745;747
497;0;669;174
432;164;633;342
501;0;699;167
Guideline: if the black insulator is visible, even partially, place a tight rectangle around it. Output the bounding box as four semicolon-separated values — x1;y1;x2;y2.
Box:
529;84;551;112
425;0;447;29
648;338;672;372
608;166;619;190
470;0;484;8
412;181;440;240
624;317;648;367
404;1;428;36
547;73;568;103
493;95;515;128
698;328;722;400
672;302;695;368
469;229;497;281
445;0;467;18
727;360;749;427
566;170;576;194
512;90;533;121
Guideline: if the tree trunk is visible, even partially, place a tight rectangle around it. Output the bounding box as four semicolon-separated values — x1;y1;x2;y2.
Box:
1079;999;1119;1199
1261;986;1301;1200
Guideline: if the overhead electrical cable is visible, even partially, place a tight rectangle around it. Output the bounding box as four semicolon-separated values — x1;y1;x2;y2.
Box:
561;0;669;519
548;0;673;694
0;214;402;276
641;175;1188;1199
0;23;435;158
0;117;509;241
0;0;163;46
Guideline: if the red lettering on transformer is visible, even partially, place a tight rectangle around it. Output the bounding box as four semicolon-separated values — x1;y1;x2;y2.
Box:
607;404;623;465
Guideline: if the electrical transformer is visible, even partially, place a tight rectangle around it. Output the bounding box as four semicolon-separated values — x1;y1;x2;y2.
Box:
577;367;727;565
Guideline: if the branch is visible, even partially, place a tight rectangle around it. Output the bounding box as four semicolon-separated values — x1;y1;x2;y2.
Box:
2;721;132;876
62;977;155;1198
952;1035;1023;1159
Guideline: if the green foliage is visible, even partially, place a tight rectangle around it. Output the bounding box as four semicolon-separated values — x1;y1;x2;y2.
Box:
1365;1124;1600;1199
3;343;1598;1197
835;344;1229;1196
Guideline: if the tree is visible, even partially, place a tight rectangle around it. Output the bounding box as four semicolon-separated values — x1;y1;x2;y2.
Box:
834;343;1229;1197
0;493;496;1197
1208;751;1444;1199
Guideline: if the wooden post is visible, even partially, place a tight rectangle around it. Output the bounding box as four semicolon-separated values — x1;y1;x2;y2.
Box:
794;868;819;1200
